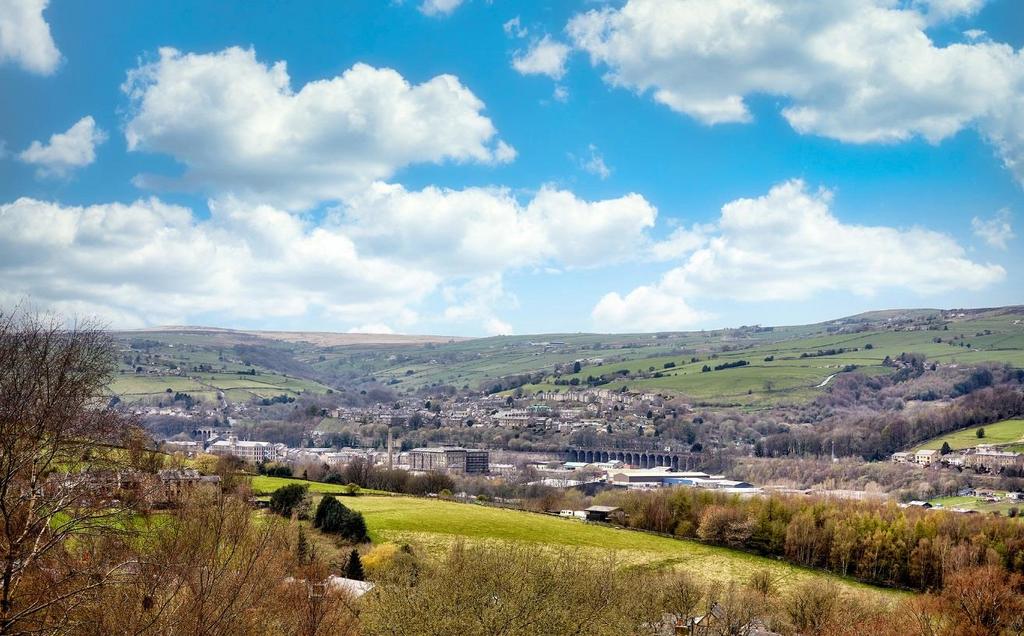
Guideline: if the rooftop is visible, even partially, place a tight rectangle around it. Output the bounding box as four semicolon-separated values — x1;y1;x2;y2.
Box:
210;439;271;448
584;505;621;513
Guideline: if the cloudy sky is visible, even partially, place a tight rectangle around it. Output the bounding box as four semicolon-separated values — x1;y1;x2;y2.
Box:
1;0;1022;335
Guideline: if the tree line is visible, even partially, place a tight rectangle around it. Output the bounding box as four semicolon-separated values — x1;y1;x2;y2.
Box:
585;487;1024;591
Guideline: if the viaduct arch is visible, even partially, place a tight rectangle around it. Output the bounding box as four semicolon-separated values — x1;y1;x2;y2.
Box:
566;447;692;470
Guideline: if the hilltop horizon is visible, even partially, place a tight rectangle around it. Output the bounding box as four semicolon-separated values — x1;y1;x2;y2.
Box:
113;303;1024;340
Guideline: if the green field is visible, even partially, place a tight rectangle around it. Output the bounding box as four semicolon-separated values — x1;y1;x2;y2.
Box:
513;311;1024;406
245;475;900;598
248;475;383;495
915;419;1024;451
107;370;332;404
928;494;1023;515
108;374;207;393
336;495;901;600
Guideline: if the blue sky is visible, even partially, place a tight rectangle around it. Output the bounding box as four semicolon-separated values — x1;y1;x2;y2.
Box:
1;0;1022;335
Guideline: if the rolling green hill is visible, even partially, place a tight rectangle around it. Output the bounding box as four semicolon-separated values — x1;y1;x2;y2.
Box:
110;305;1024;406
246;481;904;600
287;492;903;601
515;308;1024;406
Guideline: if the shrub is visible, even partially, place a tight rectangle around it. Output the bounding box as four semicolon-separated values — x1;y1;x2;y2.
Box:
260;462;293;478
362;543;400;574
314;495;346;530
313;495;369;543
696;505;752;547
361;543;420;579
269;484;309;518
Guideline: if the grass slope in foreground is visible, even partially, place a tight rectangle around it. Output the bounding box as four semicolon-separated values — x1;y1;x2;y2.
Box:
341;495;901;601
915;418;1024;451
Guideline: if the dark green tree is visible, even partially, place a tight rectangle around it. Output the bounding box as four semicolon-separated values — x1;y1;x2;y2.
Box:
940;441;952;455
269;483;309;518
345;549;365;581
977;427;986;439
314;495;346;530
314;495;369;542
339;509;369;543
572;361;582;373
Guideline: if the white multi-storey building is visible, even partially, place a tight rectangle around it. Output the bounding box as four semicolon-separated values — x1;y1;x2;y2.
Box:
208;435;274;462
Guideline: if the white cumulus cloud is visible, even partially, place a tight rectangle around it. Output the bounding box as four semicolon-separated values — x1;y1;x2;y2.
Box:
650;225;710;261
0;197;436;329
972;208;1015;249
339;182;657;274
441;274;517;335
912;0;985;24
336;183;658;333
568;0;1024;185
0;0;60;74
592;285;709;333
122;46;513;209
419;0;464;17
19;116;106;178
592;179;1006;332
0;180;661;334
512;35;571;80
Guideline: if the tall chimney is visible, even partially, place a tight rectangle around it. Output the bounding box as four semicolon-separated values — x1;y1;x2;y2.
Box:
387;429;394;470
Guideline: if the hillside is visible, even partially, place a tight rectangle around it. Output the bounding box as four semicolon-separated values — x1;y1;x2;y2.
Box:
277;491;903;602
117;326;466;347
109;305;1024;406
915;418;1024;452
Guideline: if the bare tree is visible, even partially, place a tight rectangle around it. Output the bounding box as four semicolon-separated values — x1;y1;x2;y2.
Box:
941;565;1024;636
0;309;134;634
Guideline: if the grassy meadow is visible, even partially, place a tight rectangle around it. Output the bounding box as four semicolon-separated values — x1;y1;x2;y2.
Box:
331;495;902;601
915;418;1024;451
107;370;332;404
244;475;900;599
249;475;385;496
928;494;1024;515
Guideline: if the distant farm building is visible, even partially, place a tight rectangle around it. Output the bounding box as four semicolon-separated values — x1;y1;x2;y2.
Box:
582;505;621;522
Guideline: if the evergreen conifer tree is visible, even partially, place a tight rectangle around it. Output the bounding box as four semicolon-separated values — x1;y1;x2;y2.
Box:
345;549;364;581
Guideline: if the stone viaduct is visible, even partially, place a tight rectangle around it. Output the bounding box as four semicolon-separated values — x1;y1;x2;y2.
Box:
565;447;695;470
